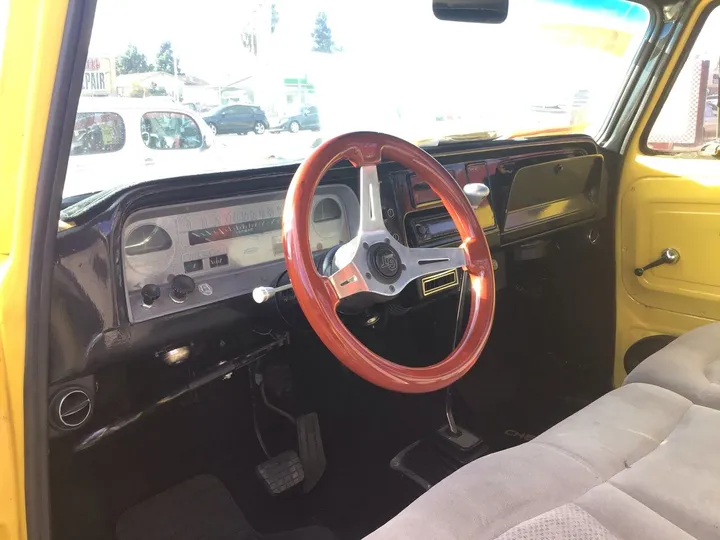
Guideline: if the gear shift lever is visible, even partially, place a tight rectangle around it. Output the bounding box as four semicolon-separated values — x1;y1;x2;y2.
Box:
445;387;461;437
437;270;487;453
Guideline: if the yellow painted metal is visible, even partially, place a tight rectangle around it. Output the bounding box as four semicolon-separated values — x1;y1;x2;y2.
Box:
615;0;717;386
0;0;69;538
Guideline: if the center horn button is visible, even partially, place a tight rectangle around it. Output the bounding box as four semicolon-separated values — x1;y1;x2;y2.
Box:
367;242;403;284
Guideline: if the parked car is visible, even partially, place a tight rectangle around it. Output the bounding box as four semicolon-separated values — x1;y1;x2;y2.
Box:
202;104;270;135
272;106;320;133
65;98;217;197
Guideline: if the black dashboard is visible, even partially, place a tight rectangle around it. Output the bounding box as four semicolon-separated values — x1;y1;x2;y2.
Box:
50;134;607;440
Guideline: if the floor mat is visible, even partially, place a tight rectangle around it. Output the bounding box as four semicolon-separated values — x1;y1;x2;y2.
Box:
116;474;335;540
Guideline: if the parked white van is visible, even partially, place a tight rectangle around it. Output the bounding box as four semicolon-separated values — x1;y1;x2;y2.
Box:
65;98;217;198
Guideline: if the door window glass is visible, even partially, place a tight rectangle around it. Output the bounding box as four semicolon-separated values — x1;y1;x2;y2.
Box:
70;112;126;155
141;112;202;150
646;9;720;153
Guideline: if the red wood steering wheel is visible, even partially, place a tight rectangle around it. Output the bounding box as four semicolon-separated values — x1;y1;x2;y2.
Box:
282;132;495;393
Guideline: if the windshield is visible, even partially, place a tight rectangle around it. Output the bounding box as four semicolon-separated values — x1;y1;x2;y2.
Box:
64;0;650;200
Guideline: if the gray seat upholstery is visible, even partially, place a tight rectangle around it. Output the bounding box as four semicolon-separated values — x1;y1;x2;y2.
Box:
625;322;720;409
366;323;720;540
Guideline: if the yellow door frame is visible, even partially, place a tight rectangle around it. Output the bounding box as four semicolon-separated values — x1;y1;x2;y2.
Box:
0;0;70;538
0;0;717;536
615;0;718;386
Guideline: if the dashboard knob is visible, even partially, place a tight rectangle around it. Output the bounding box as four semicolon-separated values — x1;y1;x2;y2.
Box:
141;284;161;307
170;274;195;303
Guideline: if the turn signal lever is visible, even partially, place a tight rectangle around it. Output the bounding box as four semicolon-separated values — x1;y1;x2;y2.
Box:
253;283;293;303
634;248;680;276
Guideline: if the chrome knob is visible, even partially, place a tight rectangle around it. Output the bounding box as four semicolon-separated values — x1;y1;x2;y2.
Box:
463;183;490;209
252;283;293;304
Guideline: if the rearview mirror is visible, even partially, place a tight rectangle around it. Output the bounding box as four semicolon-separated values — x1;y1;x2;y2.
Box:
433;0;508;23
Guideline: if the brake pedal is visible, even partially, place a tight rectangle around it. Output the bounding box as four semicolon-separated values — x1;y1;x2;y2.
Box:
256;450;304;495
297;412;326;493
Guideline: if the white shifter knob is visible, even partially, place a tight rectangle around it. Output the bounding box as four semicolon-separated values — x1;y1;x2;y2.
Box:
463;183;490;209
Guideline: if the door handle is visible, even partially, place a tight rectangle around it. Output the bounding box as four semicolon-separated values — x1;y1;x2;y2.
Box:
634;248;680;276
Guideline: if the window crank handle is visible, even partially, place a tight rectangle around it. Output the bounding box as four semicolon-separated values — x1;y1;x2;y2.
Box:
634;248;680;276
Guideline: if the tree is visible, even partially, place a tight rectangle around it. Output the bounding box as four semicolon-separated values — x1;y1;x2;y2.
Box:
156;41;183;75
130;82;145;98
241;30;258;56
271;3;279;34
311;12;335;53
116;44;153;75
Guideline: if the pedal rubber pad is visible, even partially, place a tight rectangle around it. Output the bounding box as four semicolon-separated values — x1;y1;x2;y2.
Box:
297;412;326;493
256;450;304;495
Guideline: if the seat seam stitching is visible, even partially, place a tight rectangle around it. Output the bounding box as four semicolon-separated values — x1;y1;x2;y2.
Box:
600;483;699;540
529;441;604;479
607;403;695;483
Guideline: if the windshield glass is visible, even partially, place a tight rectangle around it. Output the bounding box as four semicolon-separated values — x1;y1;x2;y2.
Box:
64;0;650;199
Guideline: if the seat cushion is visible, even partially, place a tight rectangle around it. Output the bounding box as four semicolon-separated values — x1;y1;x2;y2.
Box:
625;322;720;410
366;383;720;539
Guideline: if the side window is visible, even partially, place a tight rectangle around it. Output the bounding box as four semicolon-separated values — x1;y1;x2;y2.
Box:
141;112;202;150
647;9;720;153
224;106;239;115
70;112;126;156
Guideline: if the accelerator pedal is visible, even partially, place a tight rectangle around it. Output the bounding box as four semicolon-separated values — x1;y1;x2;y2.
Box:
297;412;326;493
256;450;305;495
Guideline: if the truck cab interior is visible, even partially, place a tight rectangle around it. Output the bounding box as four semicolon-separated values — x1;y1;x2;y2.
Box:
3;0;720;539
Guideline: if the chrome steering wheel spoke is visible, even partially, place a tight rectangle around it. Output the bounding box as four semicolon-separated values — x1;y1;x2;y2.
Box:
359;165;386;233
326;164;468;301
400;245;466;280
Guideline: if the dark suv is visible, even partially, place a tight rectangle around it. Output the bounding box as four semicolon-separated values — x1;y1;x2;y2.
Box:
202;104;270;135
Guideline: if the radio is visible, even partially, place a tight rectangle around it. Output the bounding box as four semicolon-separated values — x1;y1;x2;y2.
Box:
408;213;459;247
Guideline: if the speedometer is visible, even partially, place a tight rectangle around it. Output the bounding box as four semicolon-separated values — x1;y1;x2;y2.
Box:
125;225;172;256
124;224;175;280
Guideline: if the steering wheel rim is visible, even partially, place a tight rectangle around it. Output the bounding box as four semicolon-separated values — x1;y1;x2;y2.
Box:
283;131;495;393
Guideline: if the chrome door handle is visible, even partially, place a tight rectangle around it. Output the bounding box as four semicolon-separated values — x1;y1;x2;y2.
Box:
634;248;680;276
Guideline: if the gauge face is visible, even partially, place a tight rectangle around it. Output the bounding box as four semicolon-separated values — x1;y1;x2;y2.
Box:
124;224;175;282
312;197;347;243
125;225;172;256
313;198;342;223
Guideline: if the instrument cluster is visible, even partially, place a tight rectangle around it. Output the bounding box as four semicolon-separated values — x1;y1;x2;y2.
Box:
122;185;359;322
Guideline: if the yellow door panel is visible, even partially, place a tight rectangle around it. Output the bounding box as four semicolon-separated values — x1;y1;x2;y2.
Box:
621;172;720;316
616;153;720;385
614;0;719;386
